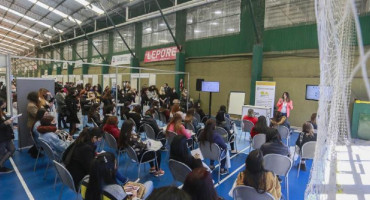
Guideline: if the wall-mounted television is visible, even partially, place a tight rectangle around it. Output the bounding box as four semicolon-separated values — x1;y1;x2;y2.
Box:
306;85;320;101
202;81;220;93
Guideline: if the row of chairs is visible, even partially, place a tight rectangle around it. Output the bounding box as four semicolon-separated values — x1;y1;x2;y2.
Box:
168;153;292;200
241;120;291;146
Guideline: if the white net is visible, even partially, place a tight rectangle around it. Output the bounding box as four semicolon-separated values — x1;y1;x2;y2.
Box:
305;0;370;199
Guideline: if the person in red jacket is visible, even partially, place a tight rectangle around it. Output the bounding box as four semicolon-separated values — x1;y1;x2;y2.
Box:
276;92;293;118
103;116;120;140
242;109;258;125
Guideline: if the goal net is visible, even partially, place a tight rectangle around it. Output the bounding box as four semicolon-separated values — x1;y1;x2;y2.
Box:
306;0;370;199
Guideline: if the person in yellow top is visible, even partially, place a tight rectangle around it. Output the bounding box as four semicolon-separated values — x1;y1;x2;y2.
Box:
232;149;282;200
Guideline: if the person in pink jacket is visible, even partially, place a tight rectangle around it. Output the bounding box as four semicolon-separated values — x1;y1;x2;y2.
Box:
276;92;293;118
166;113;191;139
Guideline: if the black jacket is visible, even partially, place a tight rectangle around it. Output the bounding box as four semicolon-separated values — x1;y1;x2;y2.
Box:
128;112;141;130
63;141;96;189
0;116;14;142
141;116;161;137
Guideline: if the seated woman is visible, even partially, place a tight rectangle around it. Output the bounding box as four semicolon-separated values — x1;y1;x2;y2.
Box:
295;122;317;171
184;108;201;133
215;105;235;153
141;109;164;140
84;152;153;200
183;167;220;200
260;128;290;157
242;109;258;125
118;120;164;177
38;115;73;160
127;105;142;131
230;149;281;200
63;127;127;189
64;128;100;186
199;119;228;175
170;135;203;170
103;116;120;141
250;116;268;138
87;103;102;127
193;104;206;123
270;111;290;129
166;113;191;139
159;105;170;123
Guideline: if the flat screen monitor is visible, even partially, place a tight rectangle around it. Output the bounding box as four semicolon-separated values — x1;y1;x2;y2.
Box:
306;85;320;101
202;81;220;93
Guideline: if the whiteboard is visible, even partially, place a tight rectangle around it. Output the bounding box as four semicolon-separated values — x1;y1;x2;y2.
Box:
228;91;246;115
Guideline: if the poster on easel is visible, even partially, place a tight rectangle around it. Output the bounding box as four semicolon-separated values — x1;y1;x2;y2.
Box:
255;81;276;116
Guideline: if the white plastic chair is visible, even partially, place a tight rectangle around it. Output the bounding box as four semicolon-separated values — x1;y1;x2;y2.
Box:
250;134;266;152
264;154;292;200
103;132;125;166
241;120;254;141
199;141;226;183
168;159;192;184
215;126;237;152
53;160;80;200
233;185;275;200
277;125;290;146
297;141;316;178
125;146;157;179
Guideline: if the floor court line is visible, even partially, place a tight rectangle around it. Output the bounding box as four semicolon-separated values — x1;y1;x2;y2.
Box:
9;157;35;200
214;163;245;188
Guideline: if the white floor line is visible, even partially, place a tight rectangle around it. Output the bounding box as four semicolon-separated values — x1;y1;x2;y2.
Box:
212;145;250;170
9;157;35;200
214;163;245;188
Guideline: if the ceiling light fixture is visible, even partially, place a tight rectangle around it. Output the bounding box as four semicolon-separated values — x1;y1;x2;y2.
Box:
0;46;19;54
0;16;52;38
0;25;43;42
0;39;30;49
28;0;82;24
0;33;35;47
0;42;27;51
0;5;63;33
74;0;104;15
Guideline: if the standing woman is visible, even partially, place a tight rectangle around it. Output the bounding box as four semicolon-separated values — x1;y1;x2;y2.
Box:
276;92;293;118
0;98;15;173
65;87;80;135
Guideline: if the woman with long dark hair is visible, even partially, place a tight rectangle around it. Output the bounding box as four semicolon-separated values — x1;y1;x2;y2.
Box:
118;120;164;177
65;87;80;135
87;103;101;127
260;128;289;156
232;149;281;199
199;119;228;175
270;111;290;129
215;105;235;153
63;127;104;189
85;152;153;200
182;167;219;200
276;92;293;118
170;135;203;170
295;122;317;171
250;116;268;138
